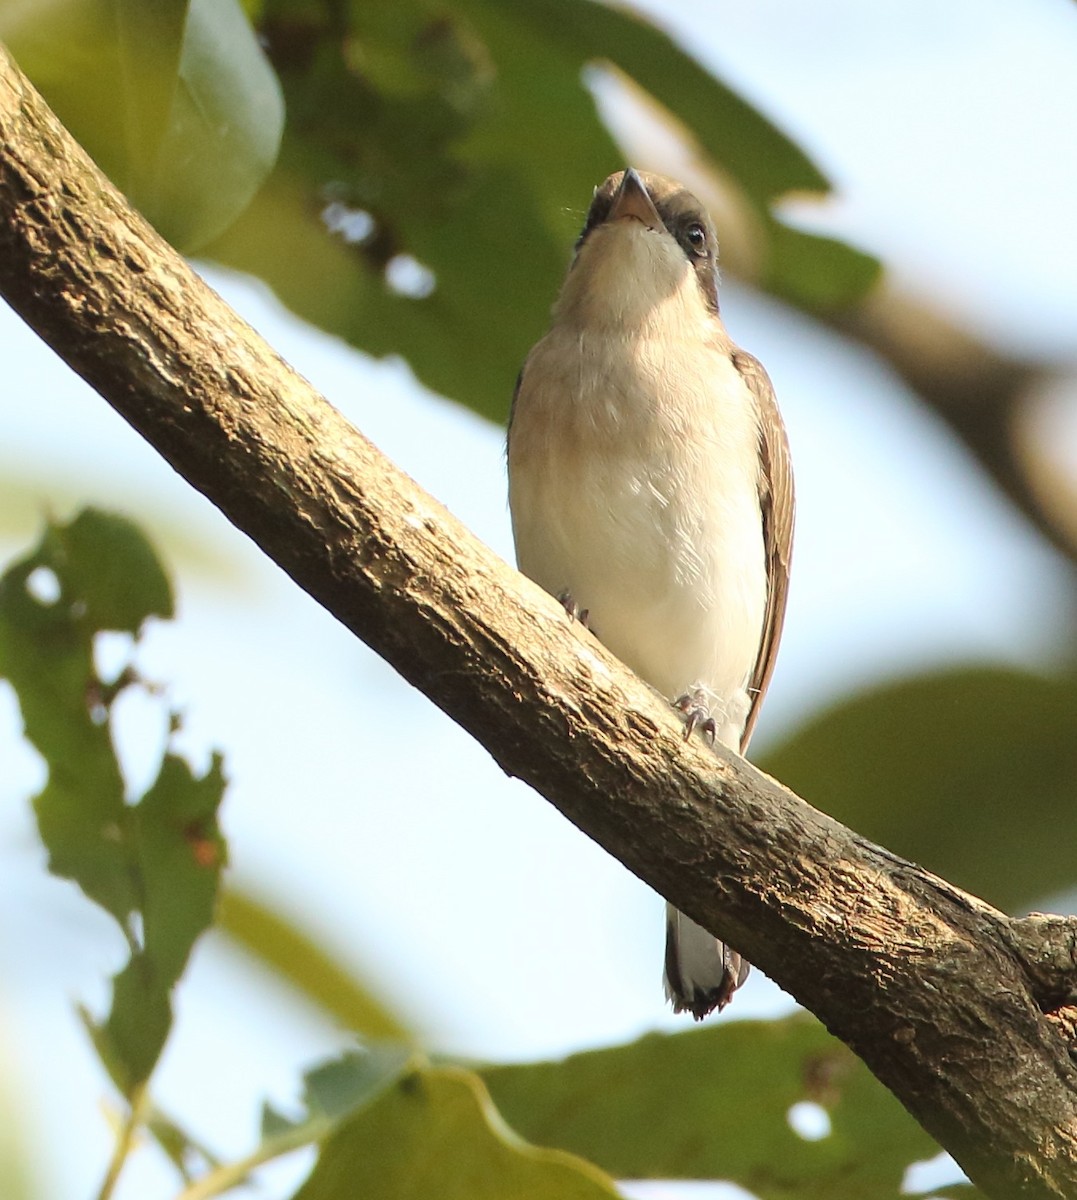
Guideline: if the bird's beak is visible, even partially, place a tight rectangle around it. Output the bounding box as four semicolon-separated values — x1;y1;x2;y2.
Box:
608;168;663;229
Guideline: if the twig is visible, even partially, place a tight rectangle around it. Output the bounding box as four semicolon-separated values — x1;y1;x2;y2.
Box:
95;1084;149;1200
174;1121;330;1200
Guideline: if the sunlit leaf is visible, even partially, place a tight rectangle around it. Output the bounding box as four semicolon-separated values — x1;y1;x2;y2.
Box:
0;0;284;250
291;1065;622;1200
0;1037;36;1200
218;889;416;1043
147;0;285;249
481;1014;945;1199
760;666;1077;914
0;510;225;1095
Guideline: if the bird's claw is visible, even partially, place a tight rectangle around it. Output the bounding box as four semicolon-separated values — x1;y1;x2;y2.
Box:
675;692;716;744
557;590;591;629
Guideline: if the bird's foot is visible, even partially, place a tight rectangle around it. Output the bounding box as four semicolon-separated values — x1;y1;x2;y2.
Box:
557;590;591;630
675;689;716;744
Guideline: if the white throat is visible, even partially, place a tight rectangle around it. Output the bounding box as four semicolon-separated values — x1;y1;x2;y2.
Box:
509;226;767;749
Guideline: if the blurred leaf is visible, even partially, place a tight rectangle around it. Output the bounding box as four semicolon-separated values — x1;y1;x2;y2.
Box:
481;1014;942;1198
762;219;880;310
464;0;878;308
97;753;227;1091
0;0;284;250
291;1065;622;1200
0;509;225;1095
502;0;825;201
0;1027;36;1200
206;0;877;424
50;507;174;633
0;510;171;920
760;666;1077;914
144;1105;222;1184
211;4;569;424
218;888;415;1043
148;0;285;249
0;466;267;591
266;1045;416;1142
175;1047;414;1200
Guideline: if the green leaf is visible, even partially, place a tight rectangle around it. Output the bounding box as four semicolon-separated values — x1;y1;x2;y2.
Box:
291;1065;622;1200
481;1015;940;1199
211;1;571;424
97;754;227;1090
760;666;1077;914
477;0;825;201
218;889;416;1043
489;0;880;307
0;0;284;250
173;1047;415;1200
0;510;172;921
761;219;881;310
146;0;285;249
0;509;225;1095
54;507;175;633
304;1048;413;1122
144;1105;222;1184
205;0;877;425
268;1046;417;1143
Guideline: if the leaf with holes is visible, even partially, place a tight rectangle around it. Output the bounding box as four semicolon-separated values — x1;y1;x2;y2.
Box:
0;509;225;1095
480;1014;972;1199
260;1045;417;1150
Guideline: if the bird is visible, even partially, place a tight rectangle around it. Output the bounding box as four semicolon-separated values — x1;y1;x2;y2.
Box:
506;167;794;1019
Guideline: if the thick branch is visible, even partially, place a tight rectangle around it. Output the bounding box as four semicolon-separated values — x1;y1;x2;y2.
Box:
1;44;1076;1200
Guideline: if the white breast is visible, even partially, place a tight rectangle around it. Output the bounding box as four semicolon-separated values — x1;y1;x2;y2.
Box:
509;270;767;749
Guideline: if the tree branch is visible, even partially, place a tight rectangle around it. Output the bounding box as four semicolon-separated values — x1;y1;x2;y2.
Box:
678;157;1077;568
827;286;1077;568
1;43;1075;1200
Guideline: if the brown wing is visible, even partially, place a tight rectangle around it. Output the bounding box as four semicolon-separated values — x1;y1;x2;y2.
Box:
733;351;795;753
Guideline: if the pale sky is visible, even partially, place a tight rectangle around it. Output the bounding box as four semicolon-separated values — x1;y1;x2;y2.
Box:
2;2;1076;1196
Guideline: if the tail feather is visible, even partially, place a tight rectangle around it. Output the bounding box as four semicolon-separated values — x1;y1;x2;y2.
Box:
663;904;749;1020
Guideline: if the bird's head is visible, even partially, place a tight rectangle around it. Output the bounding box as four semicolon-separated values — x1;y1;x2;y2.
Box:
555;168;721;331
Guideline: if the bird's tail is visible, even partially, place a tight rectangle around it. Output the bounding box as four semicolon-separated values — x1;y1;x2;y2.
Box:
663;903;749;1020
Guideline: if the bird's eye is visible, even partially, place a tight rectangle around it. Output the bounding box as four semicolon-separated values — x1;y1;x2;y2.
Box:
684;223;707;255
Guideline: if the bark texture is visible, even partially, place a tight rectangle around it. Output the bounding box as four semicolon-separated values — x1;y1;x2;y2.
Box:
2;44;1077;1199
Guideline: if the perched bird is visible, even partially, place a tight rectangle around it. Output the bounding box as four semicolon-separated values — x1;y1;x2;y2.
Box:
507;168;794;1019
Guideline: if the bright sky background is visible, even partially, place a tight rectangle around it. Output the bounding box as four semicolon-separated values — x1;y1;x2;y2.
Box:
2;1;1076;1197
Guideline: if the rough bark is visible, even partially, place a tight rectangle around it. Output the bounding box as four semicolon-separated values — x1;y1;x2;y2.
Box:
1;44;1076;1200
